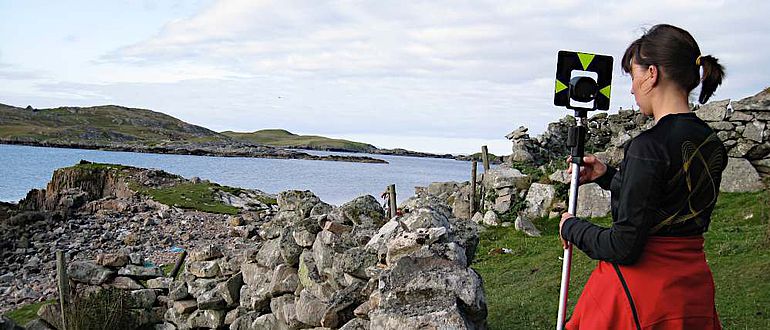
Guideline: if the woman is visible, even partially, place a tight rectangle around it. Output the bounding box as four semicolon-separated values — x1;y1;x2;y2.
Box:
559;24;727;329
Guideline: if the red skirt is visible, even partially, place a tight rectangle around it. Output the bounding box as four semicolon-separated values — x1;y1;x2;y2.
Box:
566;236;721;330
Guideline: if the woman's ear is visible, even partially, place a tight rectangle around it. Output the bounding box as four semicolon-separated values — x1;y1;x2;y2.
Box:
648;65;659;87
639;65;658;95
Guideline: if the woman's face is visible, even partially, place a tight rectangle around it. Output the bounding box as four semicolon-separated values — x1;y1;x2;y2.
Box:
629;62;655;116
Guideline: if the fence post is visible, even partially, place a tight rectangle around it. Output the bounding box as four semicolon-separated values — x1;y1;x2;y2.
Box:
56;250;69;330
481;145;490;172
388;184;397;219
470;160;477;216
169;250;188;279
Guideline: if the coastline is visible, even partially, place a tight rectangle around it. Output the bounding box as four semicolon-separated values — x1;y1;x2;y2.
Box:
0;140;388;164
285;145;503;163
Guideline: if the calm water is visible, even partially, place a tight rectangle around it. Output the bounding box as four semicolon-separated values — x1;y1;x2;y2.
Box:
0;144;484;206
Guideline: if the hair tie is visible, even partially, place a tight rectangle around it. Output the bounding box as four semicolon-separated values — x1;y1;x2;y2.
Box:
695;55;702;66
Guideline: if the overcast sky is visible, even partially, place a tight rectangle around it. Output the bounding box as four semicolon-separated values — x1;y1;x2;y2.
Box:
1;0;768;155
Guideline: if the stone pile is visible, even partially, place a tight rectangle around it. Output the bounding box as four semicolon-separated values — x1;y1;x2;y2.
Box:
415;166;567;237
416;162;616;237
160;190;487;330
505;110;653;167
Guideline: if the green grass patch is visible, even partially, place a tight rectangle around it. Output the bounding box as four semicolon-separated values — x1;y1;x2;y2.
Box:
4;300;55;326
474;216;610;329
141;182;240;215
162;260;186;280
71;162;130;171
474;190;770;329
216;184;244;196
256;195;278;206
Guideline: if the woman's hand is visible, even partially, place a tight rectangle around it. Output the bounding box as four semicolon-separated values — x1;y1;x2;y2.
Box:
566;154;608;185
559;212;573;249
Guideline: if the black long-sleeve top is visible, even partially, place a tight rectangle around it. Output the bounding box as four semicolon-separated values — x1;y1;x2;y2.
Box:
561;112;728;265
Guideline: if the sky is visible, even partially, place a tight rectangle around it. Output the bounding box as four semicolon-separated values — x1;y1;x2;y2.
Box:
1;0;768;155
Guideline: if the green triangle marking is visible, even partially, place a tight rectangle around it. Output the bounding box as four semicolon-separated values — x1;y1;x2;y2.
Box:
577;52;595;70
555;80;567;93
600;85;611;98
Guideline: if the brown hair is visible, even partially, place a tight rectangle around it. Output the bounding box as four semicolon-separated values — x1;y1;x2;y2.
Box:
621;24;725;104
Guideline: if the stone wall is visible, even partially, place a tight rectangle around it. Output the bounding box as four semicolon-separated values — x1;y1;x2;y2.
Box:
692;90;770;192
161;190;486;330
506;88;770;192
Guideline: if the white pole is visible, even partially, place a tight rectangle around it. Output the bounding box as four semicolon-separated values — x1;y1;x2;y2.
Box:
556;118;584;330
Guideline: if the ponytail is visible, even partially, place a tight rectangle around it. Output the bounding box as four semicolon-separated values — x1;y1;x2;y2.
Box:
622;24;726;105
698;55;725;104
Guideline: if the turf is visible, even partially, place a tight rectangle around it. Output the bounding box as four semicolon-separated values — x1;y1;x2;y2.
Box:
4;300;55;326
473;190;770;329
141;182;240;215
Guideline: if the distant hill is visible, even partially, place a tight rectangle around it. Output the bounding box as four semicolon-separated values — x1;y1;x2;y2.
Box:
0;103;473;162
0;103;228;145
222;129;378;153
0;104;387;163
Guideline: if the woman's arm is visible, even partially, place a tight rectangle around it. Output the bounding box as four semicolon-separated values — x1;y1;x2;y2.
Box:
560;139;665;265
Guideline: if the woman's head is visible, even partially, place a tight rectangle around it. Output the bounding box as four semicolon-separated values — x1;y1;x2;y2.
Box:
621;24;725;114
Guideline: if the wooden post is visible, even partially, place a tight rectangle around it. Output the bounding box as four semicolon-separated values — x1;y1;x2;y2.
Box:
470;160;477;216
169;250;188;279
56;250;69;330
481;145;490;172
388;184;397;219
481;146;491;213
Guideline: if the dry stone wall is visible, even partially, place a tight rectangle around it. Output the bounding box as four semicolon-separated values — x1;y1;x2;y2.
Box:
160;190;487;330
506;88;770;192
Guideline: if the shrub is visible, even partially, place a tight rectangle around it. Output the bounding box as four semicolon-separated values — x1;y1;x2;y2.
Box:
65;288;138;330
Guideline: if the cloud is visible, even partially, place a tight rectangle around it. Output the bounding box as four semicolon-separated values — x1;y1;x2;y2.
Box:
4;0;770;154
100;1;769;94
0;62;44;80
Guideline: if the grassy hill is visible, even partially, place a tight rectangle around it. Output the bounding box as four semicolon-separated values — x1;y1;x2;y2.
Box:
222;129;377;152
0;103;228;145
474;189;770;329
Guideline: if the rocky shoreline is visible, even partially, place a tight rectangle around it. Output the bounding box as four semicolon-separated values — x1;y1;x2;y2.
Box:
0;161;495;329
0;140;389;164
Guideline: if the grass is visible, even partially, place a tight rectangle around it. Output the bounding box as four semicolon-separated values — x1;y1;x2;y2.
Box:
474;190;770;329
4;300;55;326
141;182;240;215
72;162;130;171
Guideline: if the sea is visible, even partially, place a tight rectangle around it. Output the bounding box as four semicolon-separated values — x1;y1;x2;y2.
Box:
0;144;487;206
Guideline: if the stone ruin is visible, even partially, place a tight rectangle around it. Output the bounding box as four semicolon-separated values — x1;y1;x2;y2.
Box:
28;190;487;330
